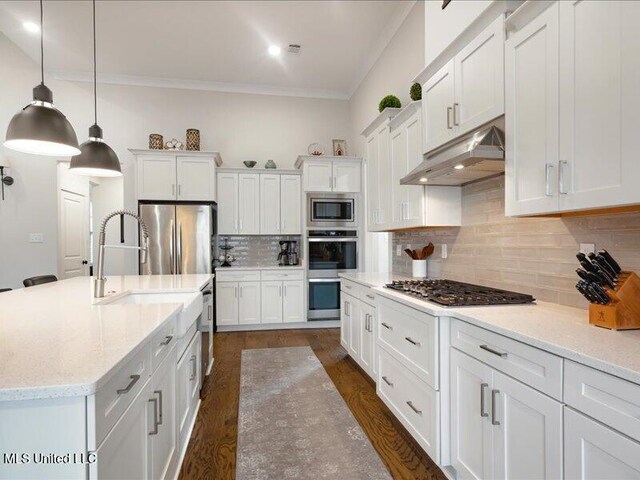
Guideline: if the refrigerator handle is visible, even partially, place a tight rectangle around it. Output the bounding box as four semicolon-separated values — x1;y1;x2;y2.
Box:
170;220;175;275
177;222;183;274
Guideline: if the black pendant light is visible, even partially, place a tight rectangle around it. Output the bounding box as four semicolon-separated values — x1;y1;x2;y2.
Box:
4;0;80;157
69;0;121;177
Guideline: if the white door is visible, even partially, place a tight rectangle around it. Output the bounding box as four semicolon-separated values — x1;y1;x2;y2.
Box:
565;408;640;480
376;123;392;227
340;292;351;350
217;173;238;235
492;371;563;480
137;156;176;200
333;161;361;193
238;174;260;234
365;133;380;229
280;175;301;234
454;15;505;137
261;281;283;323
423;60;455;152
149;353;177;480
282;280;304;323
359;302;375;377
303;160;333;192
450;349;494;480
504;3;560;216
346;295;360;359
59;190;89;279
238;281;261;325
558;0;640;212
176;343;193;445
176;157;215;201
390;126;407;228
216;282;238;325
259;174;281;234
404;112;425;227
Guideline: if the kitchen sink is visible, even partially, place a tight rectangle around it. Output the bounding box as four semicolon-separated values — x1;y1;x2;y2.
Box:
98;290;202;338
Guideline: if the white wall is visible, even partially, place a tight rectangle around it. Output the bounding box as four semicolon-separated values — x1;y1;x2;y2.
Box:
347;1;425;272
0;32;351;285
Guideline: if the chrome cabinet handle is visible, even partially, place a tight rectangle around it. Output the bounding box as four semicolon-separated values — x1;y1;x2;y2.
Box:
382;322;393;330
366;294;375;300
160;335;173;346
559;160;568;194
117;374;141;394
545;163;554;196
480;344;507;358
407;401;422;415
491;389;500;426
405;336;420;346
169;221;175;274
366;314;371;332
177;223;183;274
235;286;238;298
171;184;175;196
189;354;197;381
480;383;489;418
344;284;352;289
154;390;163;425
447;107;453;129
284;285;287;296
453;103;460;126
382;376;393;387
148;397;159;435
208;305;212;321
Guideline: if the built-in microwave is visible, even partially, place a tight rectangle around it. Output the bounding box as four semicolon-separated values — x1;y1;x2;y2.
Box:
307;194;356;228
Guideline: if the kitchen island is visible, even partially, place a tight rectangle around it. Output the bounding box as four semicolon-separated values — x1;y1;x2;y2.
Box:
0;274;211;480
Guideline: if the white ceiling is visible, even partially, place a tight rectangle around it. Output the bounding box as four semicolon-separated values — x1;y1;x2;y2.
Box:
0;0;415;99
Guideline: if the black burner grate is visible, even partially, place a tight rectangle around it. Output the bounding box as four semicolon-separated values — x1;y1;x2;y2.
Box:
384;279;535;306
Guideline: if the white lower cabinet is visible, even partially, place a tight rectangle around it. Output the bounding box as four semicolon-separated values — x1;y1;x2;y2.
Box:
450;348;563;480
216;282;239;326
344;292;360;359
339;281;377;379
283;281;304;323
565;408;640;480
261;281;284;324
238;282;261;325
340;293;351;350
358;301;375;377
148;350;177;480
176;333;201;449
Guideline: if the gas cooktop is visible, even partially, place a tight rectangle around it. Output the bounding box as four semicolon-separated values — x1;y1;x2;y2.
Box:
384;279;535;307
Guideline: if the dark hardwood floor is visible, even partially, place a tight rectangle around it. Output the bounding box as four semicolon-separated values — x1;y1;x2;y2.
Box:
179;329;446;480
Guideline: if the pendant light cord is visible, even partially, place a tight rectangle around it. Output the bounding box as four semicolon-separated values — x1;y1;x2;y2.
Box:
92;0;97;126
40;0;44;85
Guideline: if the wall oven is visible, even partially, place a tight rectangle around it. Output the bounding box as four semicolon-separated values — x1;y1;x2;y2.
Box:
307;194;356;228
307;230;358;321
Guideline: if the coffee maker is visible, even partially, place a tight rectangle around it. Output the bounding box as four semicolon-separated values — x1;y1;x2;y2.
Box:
277;241;299;266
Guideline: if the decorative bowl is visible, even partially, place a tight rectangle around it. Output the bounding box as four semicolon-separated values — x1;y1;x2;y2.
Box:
308;143;324;156
243;161;257;168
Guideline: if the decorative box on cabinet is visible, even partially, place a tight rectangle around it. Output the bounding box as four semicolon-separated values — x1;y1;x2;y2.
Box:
295;156;362;193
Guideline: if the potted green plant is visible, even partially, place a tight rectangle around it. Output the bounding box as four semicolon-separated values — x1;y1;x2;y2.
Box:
410;82;422;101
378;95;401;112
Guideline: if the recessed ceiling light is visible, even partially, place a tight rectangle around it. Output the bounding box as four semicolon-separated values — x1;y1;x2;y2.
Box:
23;21;39;33
419;177;428;183
268;45;281;57
454;164;465;170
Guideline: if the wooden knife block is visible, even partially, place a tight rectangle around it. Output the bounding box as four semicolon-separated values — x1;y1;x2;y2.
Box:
589;272;640;330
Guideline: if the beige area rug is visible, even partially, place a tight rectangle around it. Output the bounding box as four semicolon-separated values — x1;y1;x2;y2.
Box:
236;346;392;480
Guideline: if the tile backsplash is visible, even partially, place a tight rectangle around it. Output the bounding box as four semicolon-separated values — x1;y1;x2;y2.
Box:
393;176;640;309
216;236;303;267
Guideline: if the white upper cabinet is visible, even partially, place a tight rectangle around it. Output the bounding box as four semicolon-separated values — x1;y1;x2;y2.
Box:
176;156;216;201
423;15;505;154
505;2;560;216
217;173;239;235
259;174;281;234
365;131;380;228
280;175;302;234
133;150;221;201
297;156;362;193
238;174;260;234
506;0;640;215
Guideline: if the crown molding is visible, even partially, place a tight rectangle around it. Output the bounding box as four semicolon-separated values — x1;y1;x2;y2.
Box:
51;70;350;100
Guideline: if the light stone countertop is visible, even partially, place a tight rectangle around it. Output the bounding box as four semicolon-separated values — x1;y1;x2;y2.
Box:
217;265;305;271
0;274;211;402
340;272;640;385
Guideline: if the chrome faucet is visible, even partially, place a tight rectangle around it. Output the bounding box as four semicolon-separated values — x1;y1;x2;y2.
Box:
94;210;150;298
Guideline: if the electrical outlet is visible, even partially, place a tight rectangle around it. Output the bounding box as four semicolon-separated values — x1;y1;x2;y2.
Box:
29;233;43;243
441;243;448;259
579;243;596;255
396;245;402;257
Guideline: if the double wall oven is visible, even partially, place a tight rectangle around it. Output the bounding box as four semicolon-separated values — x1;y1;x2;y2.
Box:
307;229;358;321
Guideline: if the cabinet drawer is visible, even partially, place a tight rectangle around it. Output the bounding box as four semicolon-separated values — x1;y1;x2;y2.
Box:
340;278;360;296
360;287;377;307
565;360;640;443
377;348;440;461
216;270;261;282
93;343;152;447
377;296;439;389
261;269;304;281
176;321;198;361
150;317;177;371
450;319;562;400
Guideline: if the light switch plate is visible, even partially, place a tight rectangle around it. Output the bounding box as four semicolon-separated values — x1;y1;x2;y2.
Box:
29;233;44;243
579;243;596;255
396;245;402;257
441;243;448;259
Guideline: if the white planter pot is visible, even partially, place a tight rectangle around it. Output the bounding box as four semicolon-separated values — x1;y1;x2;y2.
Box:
412;260;427;278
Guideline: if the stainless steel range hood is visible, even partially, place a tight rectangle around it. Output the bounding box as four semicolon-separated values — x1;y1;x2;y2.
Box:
401;118;505;186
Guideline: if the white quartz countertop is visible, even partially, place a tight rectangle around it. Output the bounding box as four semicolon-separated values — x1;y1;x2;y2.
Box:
218;265;304;271
340;272;640;385
0;274;211;402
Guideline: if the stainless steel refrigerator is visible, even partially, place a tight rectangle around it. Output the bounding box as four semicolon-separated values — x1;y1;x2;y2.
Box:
139;203;216;275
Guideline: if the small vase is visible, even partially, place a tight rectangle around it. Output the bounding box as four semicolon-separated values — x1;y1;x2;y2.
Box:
186;128;200;151
149;133;163;150
412;260;427;278
265;159;277;169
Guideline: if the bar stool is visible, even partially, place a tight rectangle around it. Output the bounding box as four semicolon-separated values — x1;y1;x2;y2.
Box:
0;288;11;293
23;275;58;288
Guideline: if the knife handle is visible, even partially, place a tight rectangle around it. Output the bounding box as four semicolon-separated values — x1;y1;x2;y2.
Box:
599;249;622;274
